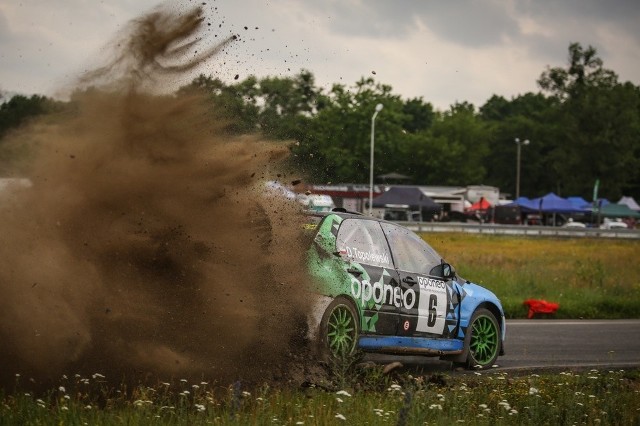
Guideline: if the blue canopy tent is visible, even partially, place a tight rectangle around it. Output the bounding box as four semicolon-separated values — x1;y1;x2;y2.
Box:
509;197;538;212
533;193;587;214
508;193;588;226
567;196;590;209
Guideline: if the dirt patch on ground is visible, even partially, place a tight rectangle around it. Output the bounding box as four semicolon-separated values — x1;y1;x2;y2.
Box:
0;4;322;390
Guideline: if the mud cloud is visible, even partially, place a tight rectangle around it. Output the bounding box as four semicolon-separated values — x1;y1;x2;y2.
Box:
0;4;312;387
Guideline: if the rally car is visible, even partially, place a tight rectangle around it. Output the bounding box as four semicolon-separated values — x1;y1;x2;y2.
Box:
306;210;505;369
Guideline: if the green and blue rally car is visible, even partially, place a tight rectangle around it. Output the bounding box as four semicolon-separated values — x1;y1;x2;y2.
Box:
305;210;505;369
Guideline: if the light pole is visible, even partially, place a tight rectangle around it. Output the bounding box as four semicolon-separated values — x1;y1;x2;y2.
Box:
369;103;384;216
515;137;530;199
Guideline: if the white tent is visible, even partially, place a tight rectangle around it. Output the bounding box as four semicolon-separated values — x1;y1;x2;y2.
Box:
618;196;640;211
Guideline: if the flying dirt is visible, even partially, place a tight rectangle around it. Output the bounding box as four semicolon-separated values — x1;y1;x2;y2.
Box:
0;5;315;388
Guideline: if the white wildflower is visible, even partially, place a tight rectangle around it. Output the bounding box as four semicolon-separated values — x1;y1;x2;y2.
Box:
498;401;511;411
58;386;66;393
336;390;352;397
529;387;539;395
336;397;343;403
335;413;346;421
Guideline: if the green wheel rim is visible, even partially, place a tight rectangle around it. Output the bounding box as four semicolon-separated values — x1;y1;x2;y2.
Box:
327;304;356;356
469;315;499;366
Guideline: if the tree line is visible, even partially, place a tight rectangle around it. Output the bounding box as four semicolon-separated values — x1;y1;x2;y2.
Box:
2;43;639;201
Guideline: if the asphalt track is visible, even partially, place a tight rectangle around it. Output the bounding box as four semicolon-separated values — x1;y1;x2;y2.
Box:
367;319;640;373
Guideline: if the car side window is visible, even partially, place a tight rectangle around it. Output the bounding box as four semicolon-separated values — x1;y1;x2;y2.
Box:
381;222;443;276
336;219;392;268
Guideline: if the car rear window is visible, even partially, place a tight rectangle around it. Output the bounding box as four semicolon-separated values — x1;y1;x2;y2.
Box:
336;218;392;268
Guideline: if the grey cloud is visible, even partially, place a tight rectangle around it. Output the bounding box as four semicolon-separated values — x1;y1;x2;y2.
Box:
513;0;640;81
296;0;520;47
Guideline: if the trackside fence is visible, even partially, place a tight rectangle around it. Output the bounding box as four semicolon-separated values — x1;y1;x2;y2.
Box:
400;222;640;239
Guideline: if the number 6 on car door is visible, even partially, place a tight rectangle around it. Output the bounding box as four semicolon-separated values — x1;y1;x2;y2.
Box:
416;278;447;334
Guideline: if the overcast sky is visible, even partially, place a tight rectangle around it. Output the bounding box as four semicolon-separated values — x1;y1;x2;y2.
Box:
1;0;639;110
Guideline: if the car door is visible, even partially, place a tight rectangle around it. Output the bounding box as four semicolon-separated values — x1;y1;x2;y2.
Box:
380;222;460;338
335;218;400;335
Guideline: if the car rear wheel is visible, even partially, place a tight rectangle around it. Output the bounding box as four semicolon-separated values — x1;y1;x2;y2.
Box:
465;308;500;369
319;297;359;359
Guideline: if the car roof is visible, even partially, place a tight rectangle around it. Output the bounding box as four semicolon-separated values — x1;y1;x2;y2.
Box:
306;208;397;226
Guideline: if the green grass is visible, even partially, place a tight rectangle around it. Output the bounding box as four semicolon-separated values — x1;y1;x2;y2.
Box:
421;233;640;319
2;369;639;425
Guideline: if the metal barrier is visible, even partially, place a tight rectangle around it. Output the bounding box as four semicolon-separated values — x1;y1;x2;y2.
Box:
399;222;640;239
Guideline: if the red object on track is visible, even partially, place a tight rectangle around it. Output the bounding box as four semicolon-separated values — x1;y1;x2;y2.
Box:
523;299;560;319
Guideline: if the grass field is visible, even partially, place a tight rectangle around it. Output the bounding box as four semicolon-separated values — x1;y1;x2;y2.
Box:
421;233;640;319
2;369;639;425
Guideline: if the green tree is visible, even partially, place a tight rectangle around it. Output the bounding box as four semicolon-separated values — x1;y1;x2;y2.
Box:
422;102;489;186
0;94;52;140
255;70;320;141
292;78;410;183
538;43;640;200
480;93;558;198
182;74;261;134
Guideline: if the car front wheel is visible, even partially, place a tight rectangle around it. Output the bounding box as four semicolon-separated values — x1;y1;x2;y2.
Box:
319;297;359;359
465;308;500;369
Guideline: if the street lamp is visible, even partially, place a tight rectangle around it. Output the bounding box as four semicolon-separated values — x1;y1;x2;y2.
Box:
515;137;530;199
369;103;384;216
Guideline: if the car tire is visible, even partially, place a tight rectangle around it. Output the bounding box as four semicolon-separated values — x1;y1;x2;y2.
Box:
319;296;359;360
464;308;500;369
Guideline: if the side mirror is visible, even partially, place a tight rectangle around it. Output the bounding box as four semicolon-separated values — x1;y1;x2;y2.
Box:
429;262;455;279
442;263;455;279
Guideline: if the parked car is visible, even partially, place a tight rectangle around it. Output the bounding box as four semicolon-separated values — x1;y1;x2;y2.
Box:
562;218;587;228
306;210;505;369
600;219;628;230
